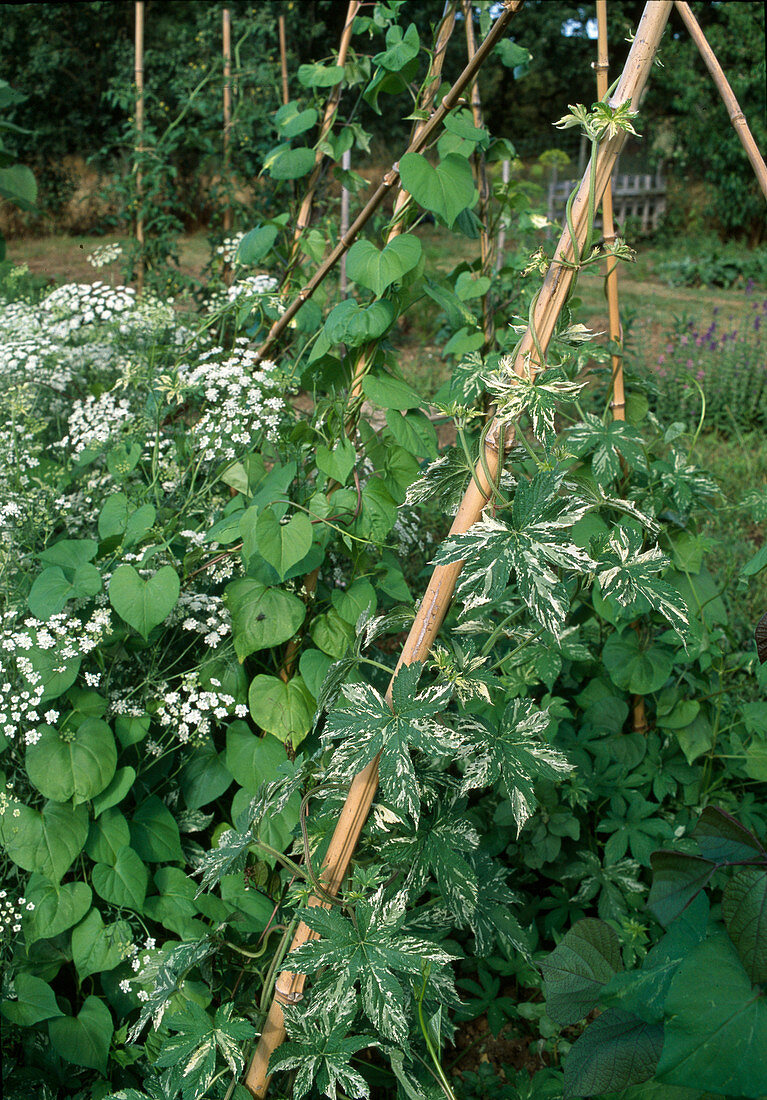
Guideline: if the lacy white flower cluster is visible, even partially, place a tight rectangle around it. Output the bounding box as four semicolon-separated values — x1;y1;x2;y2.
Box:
0;607;112;745
0;890;35;939
170;591;231;648
42;281;139;332
118;937;157;1001
87;242;123;269
227;272;279;302
215;232;244;264
60;389;135;458
204;272;281;316
180;341;284;463
37;281;178;342
154;670;247;744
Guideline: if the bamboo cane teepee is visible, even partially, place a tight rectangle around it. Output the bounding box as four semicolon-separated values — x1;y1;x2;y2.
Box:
244;4;674;1095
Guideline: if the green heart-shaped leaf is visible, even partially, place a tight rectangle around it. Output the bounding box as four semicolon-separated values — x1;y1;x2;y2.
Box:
248;674;314;746
92;845;148;910
2;973;64;1026
253;508;313;580
109;563;179;639
237;224;278;265
225;722;286;795
23;875;92;943
316;439;356;485
26;718;117;805
362;374;422;410
225;579;306;660
399;152;475;227
85;807;130;864
1;800;88;882
71;909;132;981
263;143;315;180
130;796;183;863
324;298;395;347
346;234;422;297
92;765;136;817
48;996;113;1074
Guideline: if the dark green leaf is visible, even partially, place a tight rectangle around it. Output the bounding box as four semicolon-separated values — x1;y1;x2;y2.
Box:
564;1009;662;1099
541;918;622;1026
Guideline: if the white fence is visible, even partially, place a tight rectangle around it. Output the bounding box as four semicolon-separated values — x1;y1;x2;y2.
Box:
547;168;667;235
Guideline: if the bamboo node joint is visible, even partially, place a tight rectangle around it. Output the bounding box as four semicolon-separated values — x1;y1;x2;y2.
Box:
274;982;304;1006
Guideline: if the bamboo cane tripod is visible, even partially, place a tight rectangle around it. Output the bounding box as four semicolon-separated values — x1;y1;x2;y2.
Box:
244;3;674;1094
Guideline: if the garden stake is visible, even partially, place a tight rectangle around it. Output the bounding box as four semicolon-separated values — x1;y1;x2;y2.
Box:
255;0;523;364
462;0;495;348
386;0;459;242
244;5;672;1094
282;0;361;285
596;0;646;734
134;0;145;295
349;0;458;399
675;1;767;202
222;8;233;244
496;157;511;271
595;0;625;422
278;13;289;107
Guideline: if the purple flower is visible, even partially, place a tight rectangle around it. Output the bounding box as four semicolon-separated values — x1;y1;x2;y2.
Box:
686;359;694;369
696;369;705;380
658;354;666;365
746;278;755;295
680;335;689;346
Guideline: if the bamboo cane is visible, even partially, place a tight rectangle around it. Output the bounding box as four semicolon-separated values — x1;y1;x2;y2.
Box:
595;1;646;734
282;0;360;284
223;8;233;253
675;1;767;202
278;12;290;107
339;147;351;296
496;157;510;271
596;0;625;421
595;0;646;734
462;0;494;346
255;0;524;364
134;1;145;295
244;5;672;1094
348;0;458;399
387;0;458;240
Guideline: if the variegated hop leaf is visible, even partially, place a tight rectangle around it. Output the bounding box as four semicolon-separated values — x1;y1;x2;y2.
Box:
194;767;304;894
379;805;480;924
272;992;377;1100
460;699;573;835
291;888;457;1044
470;849;529;958
128;938;217;1040
656;448;719;515
405;448;476;516
154;1002;252;1100
567;413;647;488
482;360;588;444
596;526;690;640
435;468;592;637
322;663;458;826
